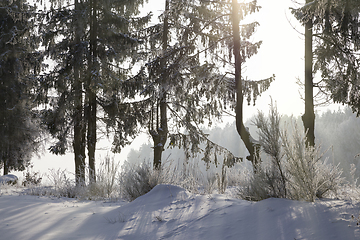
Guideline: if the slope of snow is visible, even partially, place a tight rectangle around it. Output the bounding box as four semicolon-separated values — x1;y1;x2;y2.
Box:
0;184;359;240
0;174;18;184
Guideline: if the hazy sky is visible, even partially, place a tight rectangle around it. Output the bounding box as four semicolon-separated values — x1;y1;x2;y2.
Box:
31;0;343;177
144;0;343;119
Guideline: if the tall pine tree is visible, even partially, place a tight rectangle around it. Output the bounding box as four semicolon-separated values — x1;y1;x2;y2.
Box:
139;0;247;169
292;0;360;144
39;0;150;184
198;0;275;169
0;0;42;175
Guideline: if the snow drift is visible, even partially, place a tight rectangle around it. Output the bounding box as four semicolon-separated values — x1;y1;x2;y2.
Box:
0;184;359;239
0;174;18;185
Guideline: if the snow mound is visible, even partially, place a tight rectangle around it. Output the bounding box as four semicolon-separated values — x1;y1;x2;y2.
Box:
1;185;360;239
138;184;188;200
127;184;190;211
0;174;18;185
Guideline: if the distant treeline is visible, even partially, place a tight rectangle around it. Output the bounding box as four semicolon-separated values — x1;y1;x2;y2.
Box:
127;107;360;181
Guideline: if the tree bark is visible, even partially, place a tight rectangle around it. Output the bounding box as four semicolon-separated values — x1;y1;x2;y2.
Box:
73;0;86;186
232;0;260;169
302;0;315;147
151;0;170;170
152;0;169;170
87;93;96;182
87;0;97;183
3;159;9;175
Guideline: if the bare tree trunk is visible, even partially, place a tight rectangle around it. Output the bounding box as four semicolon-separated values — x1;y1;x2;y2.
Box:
87;93;96;183
152;0;169;170
232;0;260;169
3;159;9;175
87;0;97;183
73;0;86;186
302;0;315;147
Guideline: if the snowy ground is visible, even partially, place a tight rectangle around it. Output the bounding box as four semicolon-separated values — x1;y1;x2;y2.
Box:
1;184;360;240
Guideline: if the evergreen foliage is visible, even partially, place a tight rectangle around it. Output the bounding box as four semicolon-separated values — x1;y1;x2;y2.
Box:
203;0;274;168
37;0;151;183
253;103;287;198
291;0;360;116
0;0;42;175
134;0;275;170
134;0;235;169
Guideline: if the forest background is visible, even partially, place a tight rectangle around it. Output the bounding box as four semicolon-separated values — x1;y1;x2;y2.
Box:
1;0;358;183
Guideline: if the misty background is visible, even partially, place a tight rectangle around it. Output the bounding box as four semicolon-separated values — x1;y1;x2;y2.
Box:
3;0;358;184
126;107;360;181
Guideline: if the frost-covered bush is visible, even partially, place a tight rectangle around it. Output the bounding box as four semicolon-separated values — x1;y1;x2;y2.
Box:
252;104;287;199
238;167;274;201
26;156;122;200
178;160;203;194
337;164;360;201
22;166;42;186
203;169;228;195
119;161;159;201
119;159;205;201
239;103;343;202
46;168;78;198
86;155;121;199
46;156;121;200
23;169;78;198
282;124;343;201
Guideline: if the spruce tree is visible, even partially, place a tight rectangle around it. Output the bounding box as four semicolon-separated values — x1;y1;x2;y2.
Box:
0;0;42;175
39;0;150;184
138;0;244;169
302;0;315;147
135;0;274;170
292;0;360;121
199;0;275;169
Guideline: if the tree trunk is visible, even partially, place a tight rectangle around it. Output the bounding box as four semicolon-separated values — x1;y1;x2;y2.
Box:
152;97;168;170
152;0;169;170
73;0;86;186
302;0;315;147
88;0;97;183
3;159;9;175
87;93;96;183
74;106;86;186
232;0;260;169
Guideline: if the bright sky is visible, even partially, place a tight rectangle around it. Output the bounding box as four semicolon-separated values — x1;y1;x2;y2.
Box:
27;0;343;178
143;0;342;119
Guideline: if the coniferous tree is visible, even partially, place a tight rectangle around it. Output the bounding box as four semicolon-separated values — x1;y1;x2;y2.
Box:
149;0;169;170
199;0;274;169
139;0;246;170
136;0;274;171
292;0;360;129
73;0;86;184
39;0;150;184
0;0;42;175
302;0;315;147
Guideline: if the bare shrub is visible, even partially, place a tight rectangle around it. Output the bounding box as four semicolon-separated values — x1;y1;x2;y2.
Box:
119;161;158;201
282;124;343;201
239;102;344;202
86;155;121;199
22;165;42;187
24;169;78;198
46;169;78;198
119;158;205;201
253;104;287;198
238;167;274;201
